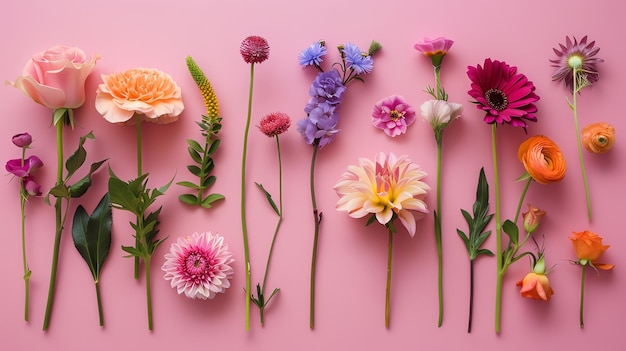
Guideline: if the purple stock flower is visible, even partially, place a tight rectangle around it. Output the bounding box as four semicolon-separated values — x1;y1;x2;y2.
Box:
306;70;346;111
298;41;327;67
23;176;42;196
6;155;43;178
12;133;32;148
343;43;374;75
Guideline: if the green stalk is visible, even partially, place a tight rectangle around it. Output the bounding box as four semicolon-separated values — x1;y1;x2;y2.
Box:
434;65;442;100
196;139;210;206
468;259;474;333
43;118;64;331
513;178;532;224
434;131;443;327
144;256;153;331
20;188;29;322
95;280;104;326
259;135;284;326
579;264;587;329
134;115;142;279
241;63;255;331
309;141;321;329
385;227;394;329
571;67;592;221
491;124;503;334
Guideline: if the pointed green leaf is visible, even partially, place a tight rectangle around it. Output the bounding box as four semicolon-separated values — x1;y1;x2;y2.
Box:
201;193;225;208
49;183;71;199
187;147;203;164
89;193;112;274
255;182;279;216
186;139;204;154
53;108;68;126
502;220;519;245
207;139;221;156
187;165;202;177
177;181;200;190
72;205;96;278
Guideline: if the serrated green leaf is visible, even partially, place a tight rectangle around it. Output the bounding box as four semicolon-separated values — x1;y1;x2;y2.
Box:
201;193;225;208
179;194;199;205
255;182;279;216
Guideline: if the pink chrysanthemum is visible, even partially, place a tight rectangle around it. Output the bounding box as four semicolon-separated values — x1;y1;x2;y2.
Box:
258;112;291;137
467;58;540;129
371;95;416;137
240;36;270;64
162;232;234;300
550;36;603;90
334;152;430;237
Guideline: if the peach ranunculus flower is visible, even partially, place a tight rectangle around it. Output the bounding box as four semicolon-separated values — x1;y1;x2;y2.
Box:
570;230;614;270
334;152;430;237
522;205;546;234
95;68;184;124
581;122;615;154
8;45;99;110
517;135;566;185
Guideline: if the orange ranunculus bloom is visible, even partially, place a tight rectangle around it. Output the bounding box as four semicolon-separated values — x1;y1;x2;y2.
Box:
518;135;567;185
581;122;615;154
570;230;615;270
516;272;554;301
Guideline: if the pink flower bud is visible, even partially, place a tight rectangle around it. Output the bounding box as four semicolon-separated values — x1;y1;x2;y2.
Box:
12;133;32;148
522;205;546;234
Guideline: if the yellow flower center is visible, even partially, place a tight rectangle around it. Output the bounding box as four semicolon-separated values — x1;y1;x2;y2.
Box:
568;55;583;69
389;110;404;121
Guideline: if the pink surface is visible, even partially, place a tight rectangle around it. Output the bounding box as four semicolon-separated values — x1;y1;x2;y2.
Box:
1;0;625;349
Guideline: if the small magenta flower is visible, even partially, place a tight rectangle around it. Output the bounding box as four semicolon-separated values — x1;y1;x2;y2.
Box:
6;156;43;178
298;41;327;68
414;37;454;67
258;112;291;137
371;95;416;137
162;231;234;300
12;133;32;148
23;176;42;196
550;36;603;90
240;36;270;64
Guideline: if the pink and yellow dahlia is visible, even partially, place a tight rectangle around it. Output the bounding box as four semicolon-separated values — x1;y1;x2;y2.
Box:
334;152;430;237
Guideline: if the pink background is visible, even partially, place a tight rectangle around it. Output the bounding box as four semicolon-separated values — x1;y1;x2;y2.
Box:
2;0;625;349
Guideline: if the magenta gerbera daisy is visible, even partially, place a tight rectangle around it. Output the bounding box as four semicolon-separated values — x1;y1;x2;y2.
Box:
162;232;234;300
467;58;540;129
550;35;603;90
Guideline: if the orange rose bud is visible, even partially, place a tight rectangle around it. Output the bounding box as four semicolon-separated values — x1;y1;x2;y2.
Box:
581;122;615;154
516;272;554;301
569;230;615;269
518;135;566;185
522;205;546;234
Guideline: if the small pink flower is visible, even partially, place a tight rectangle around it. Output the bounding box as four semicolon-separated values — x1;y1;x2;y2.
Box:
371;95;416;137
12;133;32;148
240;36;270;64
23;176;42;196
162;232;234;300
420;99;463;130
258;112;291;137
414;37;454;66
6;155;43;178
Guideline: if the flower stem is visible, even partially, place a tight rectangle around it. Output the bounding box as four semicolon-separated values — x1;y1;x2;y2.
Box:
20;190;30;322
144;256;153;331
579;264;587;329
491;124;503;334
468;259;474;333
241;63;255;331
434;65;443;100
259;136;284;326
309;141;321;330
571;68;592;221
43;117;65;331
134;115;142;279
95;280;104;326
385;227;394;329
513;178;532;223
434;132;443;327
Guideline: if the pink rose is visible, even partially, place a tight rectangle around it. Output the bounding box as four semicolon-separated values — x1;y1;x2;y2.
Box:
9;45;99;110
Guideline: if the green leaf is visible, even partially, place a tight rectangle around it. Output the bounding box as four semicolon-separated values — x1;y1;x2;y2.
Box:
65;131;95;177
187;165;202;177
187;147;203;164
186;139;204;154
457;167;494;260
176;181;200;190
502;220;519;245
179;194;198;205
255;182;279;216
71;193;112;280
207;139;221;156
121;245;142;258
365;214;377;227
53;108;68;126
49;183;71;199
514;171;532;182
201;193;225;208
